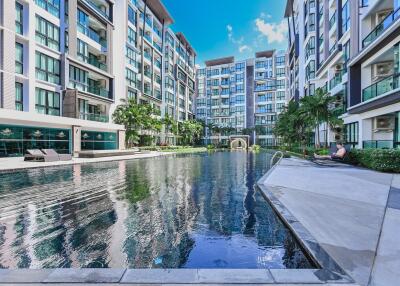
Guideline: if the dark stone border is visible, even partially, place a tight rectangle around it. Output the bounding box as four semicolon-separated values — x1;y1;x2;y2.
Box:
257;171;355;284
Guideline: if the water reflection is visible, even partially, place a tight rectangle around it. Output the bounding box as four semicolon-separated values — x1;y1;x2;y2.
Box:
0;151;313;269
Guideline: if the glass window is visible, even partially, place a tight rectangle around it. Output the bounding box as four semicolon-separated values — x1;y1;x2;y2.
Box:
15;82;23;111
125;68;137;88
342;1;350;33
15;2;23;34
35;52;60;84
35;88;60;116
128;6;136;25
128;27;136;45
15;43;23;74
345;122;359;146
35;0;60;18
35;15;60;51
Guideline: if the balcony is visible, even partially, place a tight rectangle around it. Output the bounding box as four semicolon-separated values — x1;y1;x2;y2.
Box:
88;56;107;71
362;7;400;48
329;71;343;90
329;12;336;30
69;80;110;99
77;23;107;48
362;73;400;102
363;140;399;149
79;112;109;123
85;0;111;21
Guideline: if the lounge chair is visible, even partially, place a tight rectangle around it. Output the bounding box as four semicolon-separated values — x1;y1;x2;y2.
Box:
24;149;59;162
42;149;72;161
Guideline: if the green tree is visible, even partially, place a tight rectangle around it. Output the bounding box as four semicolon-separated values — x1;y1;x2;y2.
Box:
113;99;162;147
178;120;203;145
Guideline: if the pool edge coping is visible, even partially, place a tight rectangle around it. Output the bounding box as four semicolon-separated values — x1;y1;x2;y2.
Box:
256;159;356;285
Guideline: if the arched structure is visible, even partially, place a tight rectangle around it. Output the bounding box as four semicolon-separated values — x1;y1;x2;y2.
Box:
229;135;249;150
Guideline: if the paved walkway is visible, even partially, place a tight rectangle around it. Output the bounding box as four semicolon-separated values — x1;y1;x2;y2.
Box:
258;158;400;286
0;151;169;171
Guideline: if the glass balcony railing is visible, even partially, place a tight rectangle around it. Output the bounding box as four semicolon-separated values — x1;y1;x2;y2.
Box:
144;51;152;61
144;33;152;43
88;57;107;71
79;112;109;123
86;0;110;20
88;85;109;98
362;8;400;48
144;70;152;78
363;140;398;149
362;73;400;102
329;71;343;90
77;23;107;48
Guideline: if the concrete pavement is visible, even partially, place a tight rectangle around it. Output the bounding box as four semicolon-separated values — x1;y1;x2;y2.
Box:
258;157;400;286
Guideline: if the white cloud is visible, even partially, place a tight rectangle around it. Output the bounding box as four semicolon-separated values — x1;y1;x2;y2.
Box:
226;24;243;45
255;18;288;44
259;12;272;19
239;45;252;53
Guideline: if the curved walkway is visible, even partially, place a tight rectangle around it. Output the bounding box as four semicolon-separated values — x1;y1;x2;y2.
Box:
257;157;400;286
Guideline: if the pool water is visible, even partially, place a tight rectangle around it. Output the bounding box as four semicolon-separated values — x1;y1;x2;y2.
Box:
0;151;313;269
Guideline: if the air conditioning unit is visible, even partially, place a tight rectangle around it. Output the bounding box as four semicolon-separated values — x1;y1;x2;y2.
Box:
98;54;107;63
334;64;343;72
372;62;393;82
373;116;394;132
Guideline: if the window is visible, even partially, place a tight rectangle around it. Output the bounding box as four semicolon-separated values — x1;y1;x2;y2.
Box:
345;122;359;146
128;89;137;100
126;46;139;67
69;65;88;90
77;39;88;62
125;68;137;87
35;0;60;17
236;84;244;93
15;2;23;34
35;52;60;84
128;27;136;45
276;103;285;113
235;62;245;72
15;82;23;111
342;1;350;33
306;60;315;80
276;68;285;77
15;43;23;74
35;16;60;51
128;6;136;25
35;88;60;115
275;56;285;66
305;36;315;60
276;79;285;89
276;91;286;100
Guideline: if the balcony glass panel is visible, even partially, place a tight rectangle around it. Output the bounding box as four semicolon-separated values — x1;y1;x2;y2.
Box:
362;74;400;101
362;8;400;48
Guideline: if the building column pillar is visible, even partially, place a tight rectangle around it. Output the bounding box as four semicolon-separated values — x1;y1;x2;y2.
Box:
118;130;126;150
72;125;81;157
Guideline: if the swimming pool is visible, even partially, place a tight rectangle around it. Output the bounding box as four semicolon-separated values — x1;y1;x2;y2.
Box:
0;151;313;269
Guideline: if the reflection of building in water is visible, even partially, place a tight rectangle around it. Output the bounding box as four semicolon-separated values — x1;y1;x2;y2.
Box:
122;156;200;268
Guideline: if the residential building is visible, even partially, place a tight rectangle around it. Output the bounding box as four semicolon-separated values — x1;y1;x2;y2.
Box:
0;0;197;156
195;50;288;147
345;0;400;149
0;0;125;157
113;0;196;145
286;0;400;149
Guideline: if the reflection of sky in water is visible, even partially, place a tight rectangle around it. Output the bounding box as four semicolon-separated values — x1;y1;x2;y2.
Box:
0;151;313;269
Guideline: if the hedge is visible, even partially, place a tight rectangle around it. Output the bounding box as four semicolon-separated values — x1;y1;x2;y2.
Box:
347;149;400;173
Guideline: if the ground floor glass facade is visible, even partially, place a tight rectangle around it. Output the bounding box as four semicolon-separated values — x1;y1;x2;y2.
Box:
81;130;117;151
0;124;70;157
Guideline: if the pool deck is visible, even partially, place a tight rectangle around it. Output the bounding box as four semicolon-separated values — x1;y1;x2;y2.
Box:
0;151;169;171
257;157;400;286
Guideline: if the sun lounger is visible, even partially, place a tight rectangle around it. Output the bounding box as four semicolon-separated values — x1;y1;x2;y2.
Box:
24;149;59;162
41;149;72;161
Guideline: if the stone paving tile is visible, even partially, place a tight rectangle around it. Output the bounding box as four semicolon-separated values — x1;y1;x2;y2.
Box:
387;187;400;210
197;269;274;284
121;269;198;284
0;269;51;283
269;269;322;284
369;208;400;286
43;268;126;283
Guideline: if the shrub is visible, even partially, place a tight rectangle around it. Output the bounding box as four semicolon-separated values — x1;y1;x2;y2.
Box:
250;145;261;152
347;149;400;173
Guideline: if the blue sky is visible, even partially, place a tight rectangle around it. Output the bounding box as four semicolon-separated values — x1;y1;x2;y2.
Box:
162;0;288;66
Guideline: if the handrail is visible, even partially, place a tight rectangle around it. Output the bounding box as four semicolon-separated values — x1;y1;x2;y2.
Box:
270;151;284;168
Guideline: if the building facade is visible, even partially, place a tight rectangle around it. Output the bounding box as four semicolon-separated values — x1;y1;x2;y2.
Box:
195;51;288;147
0;0;196;157
285;0;400;149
